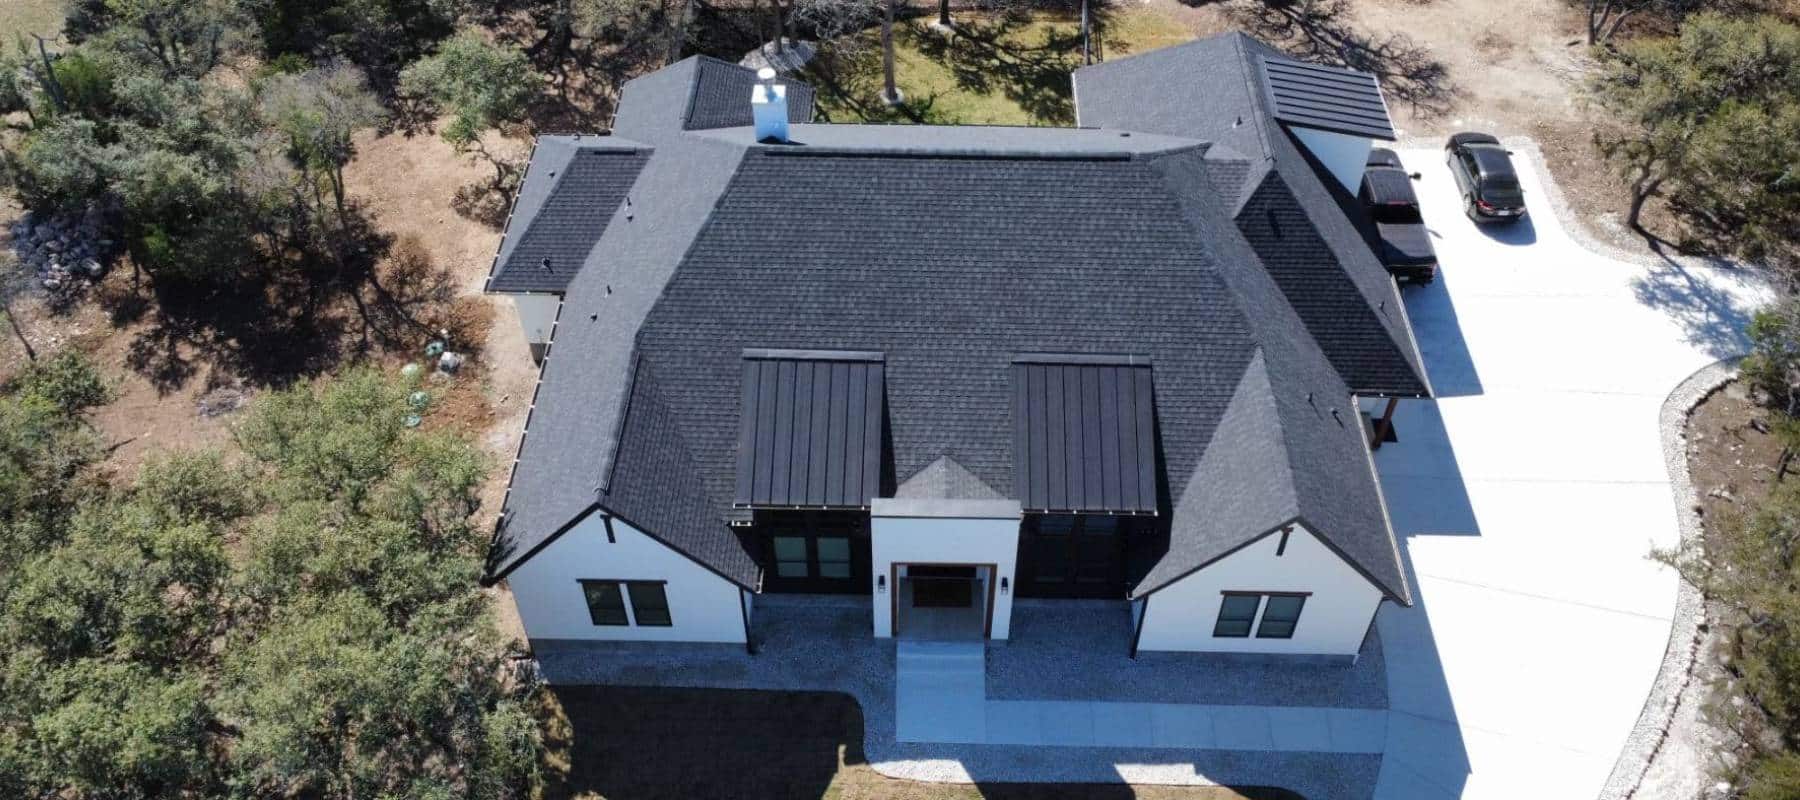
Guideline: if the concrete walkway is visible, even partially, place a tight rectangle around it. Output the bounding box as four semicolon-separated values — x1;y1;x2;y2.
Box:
896;640;1387;754
1372;147;1769;799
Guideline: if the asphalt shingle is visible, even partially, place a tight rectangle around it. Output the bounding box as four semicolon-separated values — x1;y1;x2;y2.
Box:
488;43;1414;606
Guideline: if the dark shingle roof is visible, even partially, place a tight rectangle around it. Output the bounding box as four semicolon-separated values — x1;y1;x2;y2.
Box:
1072;33;1429;397
1257;54;1397;140
685;57;816;130
487;144;649;293
487;49;1413;606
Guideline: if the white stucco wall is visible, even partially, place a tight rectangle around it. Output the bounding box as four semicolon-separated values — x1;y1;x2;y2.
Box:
1291;127;1374;195
1135;522;1382;657
506;512;748;644
508;293;561;351
870;498;1022;640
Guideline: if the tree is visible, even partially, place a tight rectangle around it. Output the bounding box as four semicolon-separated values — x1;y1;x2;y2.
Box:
401;29;535;150
1588;13;1800;273
237;0;472;91
0;363;544;799
259;65;385;221
880;0;898;104
91;0;244;77
1579;0;1711;45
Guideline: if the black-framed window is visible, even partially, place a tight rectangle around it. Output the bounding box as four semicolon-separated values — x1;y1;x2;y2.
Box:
581;580;628;626
1212;593;1260;638
626;581;672;627
1017;514;1145;599
756;511;870;594
1256;594;1306;639
580;580;672;627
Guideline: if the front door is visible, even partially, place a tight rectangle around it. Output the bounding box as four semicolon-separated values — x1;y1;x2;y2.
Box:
908;565;976;607
1017;514;1126;598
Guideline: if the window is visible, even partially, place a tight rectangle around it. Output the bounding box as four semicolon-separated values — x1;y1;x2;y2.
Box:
1256;595;1305;639
755;511;869;593
582;581;628;626
1211;592;1310;639
580;580;672;627
773;536;809;578
816;537;851;578
1213;594;1260;638
626;582;672;627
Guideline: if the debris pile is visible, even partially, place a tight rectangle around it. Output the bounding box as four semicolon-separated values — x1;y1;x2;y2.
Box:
8;205;115;292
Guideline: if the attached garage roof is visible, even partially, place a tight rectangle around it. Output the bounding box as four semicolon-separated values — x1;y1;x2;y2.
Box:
1011;355;1158;515
734;350;885;509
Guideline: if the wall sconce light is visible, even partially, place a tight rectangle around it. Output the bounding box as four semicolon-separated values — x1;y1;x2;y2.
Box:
877;575;887;593
1000;577;1009;595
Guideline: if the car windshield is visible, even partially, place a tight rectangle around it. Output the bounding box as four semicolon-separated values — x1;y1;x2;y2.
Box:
1371;203;1422;224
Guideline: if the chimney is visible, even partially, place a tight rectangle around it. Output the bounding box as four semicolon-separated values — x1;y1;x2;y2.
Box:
751;67;789;144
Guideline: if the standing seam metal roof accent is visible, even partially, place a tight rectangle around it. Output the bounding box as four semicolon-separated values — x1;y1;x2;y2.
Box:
1257;55;1397;141
1011;360;1158;515
735;353;886;509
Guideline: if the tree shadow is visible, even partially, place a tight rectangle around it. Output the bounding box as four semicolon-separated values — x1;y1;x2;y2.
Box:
105;204;467;395
909;14;1086;125
1630;247;1765;361
1223;0;1458;118
803;37;954;125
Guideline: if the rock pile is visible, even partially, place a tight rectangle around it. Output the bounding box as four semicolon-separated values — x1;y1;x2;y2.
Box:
7;205;114;292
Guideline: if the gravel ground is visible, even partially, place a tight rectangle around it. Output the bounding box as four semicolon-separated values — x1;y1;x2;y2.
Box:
991;600;1386;709
535;594;1383;798
1595;359;1736;800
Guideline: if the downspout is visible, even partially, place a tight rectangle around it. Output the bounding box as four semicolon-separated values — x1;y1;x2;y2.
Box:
740;589;755;655
1129;595;1149;659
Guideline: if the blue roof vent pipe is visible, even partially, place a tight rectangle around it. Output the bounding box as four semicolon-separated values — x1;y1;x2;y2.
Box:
751;67;789;145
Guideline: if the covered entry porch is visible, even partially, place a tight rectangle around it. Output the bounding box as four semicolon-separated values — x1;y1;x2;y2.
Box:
893;564;994;641
869;498;1021;641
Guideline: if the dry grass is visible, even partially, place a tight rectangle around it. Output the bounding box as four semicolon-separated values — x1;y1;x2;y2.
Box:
0;0;64;40
811;6;1191;126
539;685;1304;800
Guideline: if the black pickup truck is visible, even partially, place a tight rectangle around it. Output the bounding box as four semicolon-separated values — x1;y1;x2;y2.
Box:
1360;148;1438;285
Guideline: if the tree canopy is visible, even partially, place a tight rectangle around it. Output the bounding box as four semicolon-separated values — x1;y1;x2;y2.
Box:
1588;12;1800;278
400;29;537;150
0;359;541;799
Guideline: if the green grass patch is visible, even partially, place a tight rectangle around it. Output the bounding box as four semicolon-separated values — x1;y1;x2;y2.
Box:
807;6;1193;126
0;0;65;41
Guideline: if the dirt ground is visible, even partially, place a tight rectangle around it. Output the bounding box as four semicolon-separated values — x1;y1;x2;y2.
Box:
1635;381;1787;798
541;685;1302;800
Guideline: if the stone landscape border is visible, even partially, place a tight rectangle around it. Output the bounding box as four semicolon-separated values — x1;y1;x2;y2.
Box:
1597;358;1738;800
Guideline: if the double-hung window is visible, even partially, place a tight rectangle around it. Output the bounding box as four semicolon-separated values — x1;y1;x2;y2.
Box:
580;580;672;627
1211;592;1308;639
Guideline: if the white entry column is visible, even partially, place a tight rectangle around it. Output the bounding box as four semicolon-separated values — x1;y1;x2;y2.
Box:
869;498;1022;640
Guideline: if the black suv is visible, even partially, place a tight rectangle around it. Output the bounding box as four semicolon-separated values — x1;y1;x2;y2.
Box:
1445;133;1527;223
1360;148;1437;284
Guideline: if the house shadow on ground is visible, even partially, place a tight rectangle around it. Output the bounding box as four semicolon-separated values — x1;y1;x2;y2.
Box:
542;684;1307;800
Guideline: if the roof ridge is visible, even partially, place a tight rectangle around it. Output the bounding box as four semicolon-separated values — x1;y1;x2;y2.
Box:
1229;33;1278;162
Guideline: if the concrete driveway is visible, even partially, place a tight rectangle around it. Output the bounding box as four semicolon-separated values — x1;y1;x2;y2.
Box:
1371;146;1768;799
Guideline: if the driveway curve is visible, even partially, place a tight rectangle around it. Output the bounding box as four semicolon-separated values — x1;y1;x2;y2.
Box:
1370;145;1767;799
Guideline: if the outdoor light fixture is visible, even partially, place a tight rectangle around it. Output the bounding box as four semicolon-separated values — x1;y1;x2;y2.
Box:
1000;577;1009;595
877;575;887;593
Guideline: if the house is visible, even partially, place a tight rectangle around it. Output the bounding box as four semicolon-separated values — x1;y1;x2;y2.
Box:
482;33;1430;661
